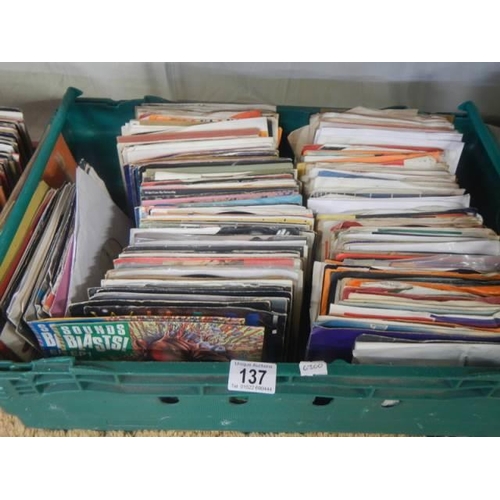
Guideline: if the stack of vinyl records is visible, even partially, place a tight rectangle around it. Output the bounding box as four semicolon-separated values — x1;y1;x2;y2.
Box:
27;103;315;363
0;149;132;361
0;107;33;213
289;106;500;367
0;127;71;362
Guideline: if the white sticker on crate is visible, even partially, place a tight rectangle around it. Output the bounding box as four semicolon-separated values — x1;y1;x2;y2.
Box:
299;361;328;377
227;360;277;394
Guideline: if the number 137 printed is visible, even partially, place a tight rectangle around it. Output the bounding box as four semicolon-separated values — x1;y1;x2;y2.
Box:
227;360;277;394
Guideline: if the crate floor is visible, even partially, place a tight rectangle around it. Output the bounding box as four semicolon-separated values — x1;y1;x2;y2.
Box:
0;408;402;437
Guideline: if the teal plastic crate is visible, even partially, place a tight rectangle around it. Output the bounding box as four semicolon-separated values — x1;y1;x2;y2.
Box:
1;87;500;436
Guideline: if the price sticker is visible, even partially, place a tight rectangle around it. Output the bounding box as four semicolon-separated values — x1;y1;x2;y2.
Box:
227;360;277;394
299;361;328;377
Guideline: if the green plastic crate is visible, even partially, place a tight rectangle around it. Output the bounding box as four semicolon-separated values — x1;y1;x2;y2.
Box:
1;87;500;436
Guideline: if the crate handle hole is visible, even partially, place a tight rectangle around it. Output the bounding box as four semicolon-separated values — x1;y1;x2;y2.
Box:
229;396;249;405
312;397;334;406
381;399;401;408
159;397;179;405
